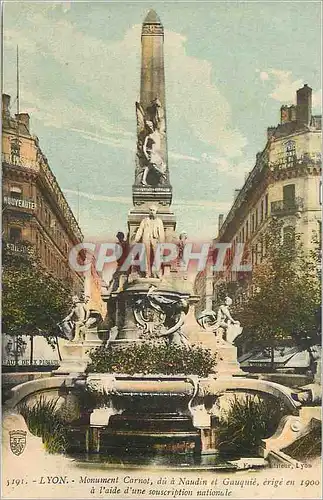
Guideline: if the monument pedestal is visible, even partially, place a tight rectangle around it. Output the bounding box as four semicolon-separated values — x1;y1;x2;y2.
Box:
214;341;244;377
53;334;101;375
188;329;243;377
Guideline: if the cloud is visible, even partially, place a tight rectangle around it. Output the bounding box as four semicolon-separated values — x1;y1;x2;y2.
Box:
257;69;322;111
200;154;251;183
69;127;134;150
63;189;130;205
3;6;247;159
164;30;247;157
268;70;303;103
256;68;302;103
168;151;201;162
174;199;231;210
64;187;231;211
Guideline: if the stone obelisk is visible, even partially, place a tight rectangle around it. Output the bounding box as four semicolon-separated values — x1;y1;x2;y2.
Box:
140;10;166;115
129;10;176;242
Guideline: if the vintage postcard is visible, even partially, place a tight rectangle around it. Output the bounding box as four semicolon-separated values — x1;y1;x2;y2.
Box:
1;1;322;499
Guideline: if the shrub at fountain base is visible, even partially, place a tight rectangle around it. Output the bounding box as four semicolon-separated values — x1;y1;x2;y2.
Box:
216;394;285;457
18;396;68;454
87;343;216;377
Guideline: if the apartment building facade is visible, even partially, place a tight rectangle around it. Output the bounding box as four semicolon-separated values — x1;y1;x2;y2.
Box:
2;93;84;292
213;84;321;302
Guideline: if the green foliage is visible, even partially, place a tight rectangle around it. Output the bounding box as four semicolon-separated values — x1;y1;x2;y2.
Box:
215;280;242;305
235;219;321;353
217;394;284;457
88;342;217;377
2;241;73;346
18;396;68;454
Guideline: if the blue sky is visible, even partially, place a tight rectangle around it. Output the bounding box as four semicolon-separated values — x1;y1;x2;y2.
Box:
3;1;322;241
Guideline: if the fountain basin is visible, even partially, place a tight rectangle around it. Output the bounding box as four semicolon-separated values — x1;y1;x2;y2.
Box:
72;374;205;456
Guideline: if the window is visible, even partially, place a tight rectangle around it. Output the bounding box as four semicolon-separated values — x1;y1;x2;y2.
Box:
37;196;44;218
252;214;255;233
226;246;231;267
255;209;258;229
262;237;266;258
246;221;249;240
9;227;22;242
318;221;322;242
10;186;22;199
265;194;269;217
261;200;264;222
258;242;263;263
242;227;245;243
283;225;295;246
254;244;258;265
283;184;296;209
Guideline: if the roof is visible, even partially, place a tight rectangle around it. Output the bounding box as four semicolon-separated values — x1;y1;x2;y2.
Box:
239;346;319;369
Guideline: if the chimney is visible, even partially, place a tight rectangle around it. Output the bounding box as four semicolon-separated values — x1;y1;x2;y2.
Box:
296;84;312;126
234;189;240;200
267;126;276;140
280;105;289;124
2;94;11;118
15;112;30;132
289;105;297;121
218;214;224;232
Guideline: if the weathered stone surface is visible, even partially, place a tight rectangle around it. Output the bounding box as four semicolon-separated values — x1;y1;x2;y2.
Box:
260;410;320;458
54;340;101;375
5;376;75;410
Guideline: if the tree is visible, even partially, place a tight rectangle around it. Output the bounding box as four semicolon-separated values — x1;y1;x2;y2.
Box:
234;218;321;370
2;242;73;364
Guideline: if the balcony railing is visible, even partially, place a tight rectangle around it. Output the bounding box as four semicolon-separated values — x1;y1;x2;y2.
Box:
270;197;304;216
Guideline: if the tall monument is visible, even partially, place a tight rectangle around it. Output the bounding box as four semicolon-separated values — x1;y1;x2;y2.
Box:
129;10;176;242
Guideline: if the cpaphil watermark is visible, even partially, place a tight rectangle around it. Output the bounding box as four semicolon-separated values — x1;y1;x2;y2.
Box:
69;241;252;275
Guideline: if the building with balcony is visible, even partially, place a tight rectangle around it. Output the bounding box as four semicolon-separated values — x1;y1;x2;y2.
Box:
213;84;321;303
2;93;84;292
